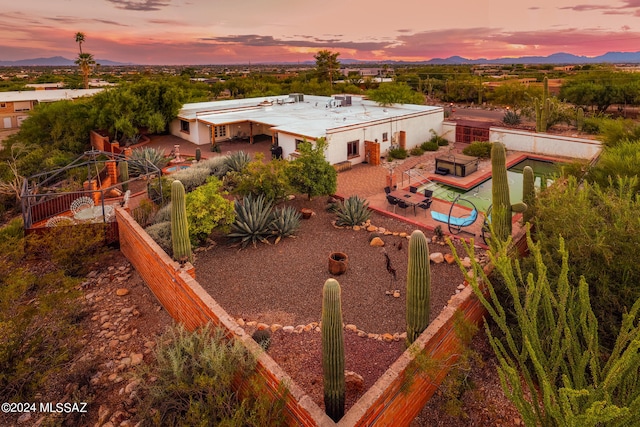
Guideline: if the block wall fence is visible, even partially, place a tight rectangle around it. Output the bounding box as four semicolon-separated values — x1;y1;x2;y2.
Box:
115;206;491;426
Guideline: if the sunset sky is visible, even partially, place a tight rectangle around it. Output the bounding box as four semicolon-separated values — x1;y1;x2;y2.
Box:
3;0;640;65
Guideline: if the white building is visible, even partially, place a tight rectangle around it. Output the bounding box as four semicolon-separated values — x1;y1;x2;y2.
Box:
170;94;443;166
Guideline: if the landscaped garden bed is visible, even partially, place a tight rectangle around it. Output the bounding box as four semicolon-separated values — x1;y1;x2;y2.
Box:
195;196;484;412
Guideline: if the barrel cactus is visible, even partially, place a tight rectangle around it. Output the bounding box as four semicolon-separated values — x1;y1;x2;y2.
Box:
322;278;345;422
491;142;526;242
170;180;193;264
406;230;431;346
522;165;535;224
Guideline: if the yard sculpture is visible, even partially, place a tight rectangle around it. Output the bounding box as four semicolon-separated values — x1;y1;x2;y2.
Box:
491;142;527;242
321;278;345;422
171;180;193;264
406;230;431;346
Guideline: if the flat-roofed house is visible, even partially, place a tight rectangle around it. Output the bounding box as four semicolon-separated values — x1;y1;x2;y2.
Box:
0;89;103;130
170;94;443;166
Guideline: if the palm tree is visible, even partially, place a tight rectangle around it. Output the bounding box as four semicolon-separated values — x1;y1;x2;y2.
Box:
74;32;93;89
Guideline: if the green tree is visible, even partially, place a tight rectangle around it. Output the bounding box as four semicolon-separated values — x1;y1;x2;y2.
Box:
234;154;292;202
314;50;341;89
185;176;235;246
74;32;95;89
286;138;337;200
455;232;640;427
366;82;424;106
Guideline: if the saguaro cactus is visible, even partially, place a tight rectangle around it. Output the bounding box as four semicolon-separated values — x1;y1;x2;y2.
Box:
522;165;535;224
171;180;193;264
118;161;129;192
406;229;431;346
322;278;345;422
491;142;527;242
534;76;551;132
576;107;584;132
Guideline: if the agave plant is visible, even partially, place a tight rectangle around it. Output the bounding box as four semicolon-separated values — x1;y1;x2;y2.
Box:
228;194;274;248
128;147;168;176
270;206;301;243
224;151;251;173
335;196;370;227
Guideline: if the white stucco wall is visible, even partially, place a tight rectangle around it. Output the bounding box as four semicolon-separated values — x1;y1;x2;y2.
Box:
490;127;602;160
441;121;457;143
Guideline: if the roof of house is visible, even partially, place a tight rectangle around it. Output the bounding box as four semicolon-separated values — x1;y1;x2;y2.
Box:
178;95;441;139
0;89;104;103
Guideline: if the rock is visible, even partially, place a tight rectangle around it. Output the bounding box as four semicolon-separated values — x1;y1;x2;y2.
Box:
366;225;377;232
101;322;113;330
144;341;155;349
353;225;361;231
270;323;283;332
303;324;313;332
256;323;269;330
430;252;445;263
444;253;456;264
17;413;32;423
236;318;245;327
246;321;257;327
369;237;385;247
392;232;399;236
116;288;130;296
431;236;437;242
130;353;144;366
125;379;141;394
382;333;394;342
457;284;465;290
118;333;131;341
97;405;111;425
345;324;357;332
399;232;407;238
344;370;365;393
282;326;294;333
384;231;393;235
393;290;400;298
357;330;367;337
461;257;472;268
367;333;379;340
378;227;386;233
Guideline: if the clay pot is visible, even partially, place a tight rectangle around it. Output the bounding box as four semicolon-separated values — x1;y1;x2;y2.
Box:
300;208;313;219
328;252;348;275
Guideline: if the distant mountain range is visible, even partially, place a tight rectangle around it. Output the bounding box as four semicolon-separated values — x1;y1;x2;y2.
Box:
4;51;640;67
0;56;128;66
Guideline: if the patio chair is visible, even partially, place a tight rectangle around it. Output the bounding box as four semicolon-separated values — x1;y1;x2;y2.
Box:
70;196;94;215
416;199;432;216
384;186;391;194
386;195;399;213
424;189;434;199
409;186;418;194
46;216;76;227
396;200;410;216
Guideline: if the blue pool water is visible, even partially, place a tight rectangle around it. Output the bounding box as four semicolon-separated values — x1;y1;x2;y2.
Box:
418;158;559;212
165;164;190;173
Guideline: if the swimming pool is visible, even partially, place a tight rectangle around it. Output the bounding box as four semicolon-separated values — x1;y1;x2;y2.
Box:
418;158;559;212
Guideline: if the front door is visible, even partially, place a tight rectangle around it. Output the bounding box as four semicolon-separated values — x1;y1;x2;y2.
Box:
3;117;11;128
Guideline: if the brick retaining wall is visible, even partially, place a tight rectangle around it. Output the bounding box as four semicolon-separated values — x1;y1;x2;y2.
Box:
116;206;490;426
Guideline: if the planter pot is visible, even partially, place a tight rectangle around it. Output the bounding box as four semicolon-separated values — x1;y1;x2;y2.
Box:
300;208;313;219
328;252;348;275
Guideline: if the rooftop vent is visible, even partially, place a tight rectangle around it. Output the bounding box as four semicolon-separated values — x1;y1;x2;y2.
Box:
288;93;304;103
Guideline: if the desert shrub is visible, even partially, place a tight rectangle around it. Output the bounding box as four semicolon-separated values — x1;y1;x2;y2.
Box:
26;226;107;277
169;166;210;192
581;116;603;134
145;221;172;255
153;203;172;224
185;177;235;246
224;150;251;173
409;147;424;156
234;154;292;202
428;129;450;146
335;195;370;226
138;323;287;426
462;141;492;158
286;138;336;200
388;147;408;160
598;117;640;147
132;198;157;227
128;147;168;176
588;141;640;194
270;205;301;242
456;232;640;426
193;156;228;177
502;109;521;125
251;329;272;351
228;194;275;248
420;140;439;151
534;176;640;348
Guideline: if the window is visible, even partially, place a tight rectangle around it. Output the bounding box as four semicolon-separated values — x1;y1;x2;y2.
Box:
295;139;304;151
382;132;388;142
347;140;359;158
180;120;190;133
0;103;6;108
13;101;31;112
214;125;227;138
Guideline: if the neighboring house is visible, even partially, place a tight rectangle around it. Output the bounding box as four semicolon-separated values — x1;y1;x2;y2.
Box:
0;89;103;129
170;94;443;166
